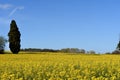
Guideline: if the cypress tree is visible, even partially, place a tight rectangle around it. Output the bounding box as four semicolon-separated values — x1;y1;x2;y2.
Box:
8;20;21;54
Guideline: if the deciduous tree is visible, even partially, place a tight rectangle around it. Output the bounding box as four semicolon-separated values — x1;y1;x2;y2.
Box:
0;36;7;54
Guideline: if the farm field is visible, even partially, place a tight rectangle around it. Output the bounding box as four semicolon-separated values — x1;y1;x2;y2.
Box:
0;53;120;80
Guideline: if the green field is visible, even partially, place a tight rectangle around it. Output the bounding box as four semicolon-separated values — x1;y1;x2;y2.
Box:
0;53;120;80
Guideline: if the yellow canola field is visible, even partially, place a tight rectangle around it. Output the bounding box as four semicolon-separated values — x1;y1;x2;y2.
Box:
0;53;120;80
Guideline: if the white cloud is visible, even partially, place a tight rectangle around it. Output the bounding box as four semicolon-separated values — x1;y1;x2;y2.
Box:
0;4;12;9
9;6;24;17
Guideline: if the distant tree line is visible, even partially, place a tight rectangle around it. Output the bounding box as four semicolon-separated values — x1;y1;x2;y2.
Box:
21;48;59;52
21;48;97;54
61;48;86;53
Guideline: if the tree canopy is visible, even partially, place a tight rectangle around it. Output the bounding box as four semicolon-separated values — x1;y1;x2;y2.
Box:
0;36;7;54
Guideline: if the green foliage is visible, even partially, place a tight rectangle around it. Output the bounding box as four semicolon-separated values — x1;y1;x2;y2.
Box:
112;50;120;54
61;48;86;53
117;41;120;50
0;36;7;54
8;20;21;54
87;50;96;54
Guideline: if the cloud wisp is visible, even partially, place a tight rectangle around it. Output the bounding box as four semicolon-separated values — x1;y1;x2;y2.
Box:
0;3;24;17
0;4;12;9
9;6;24;17
0;4;24;26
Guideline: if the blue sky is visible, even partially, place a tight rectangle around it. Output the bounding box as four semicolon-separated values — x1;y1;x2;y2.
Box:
0;0;120;53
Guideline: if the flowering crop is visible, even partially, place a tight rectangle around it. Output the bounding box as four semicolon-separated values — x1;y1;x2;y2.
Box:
0;53;120;80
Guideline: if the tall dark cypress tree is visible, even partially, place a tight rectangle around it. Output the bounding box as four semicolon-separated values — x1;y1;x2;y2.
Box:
8;20;21;54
